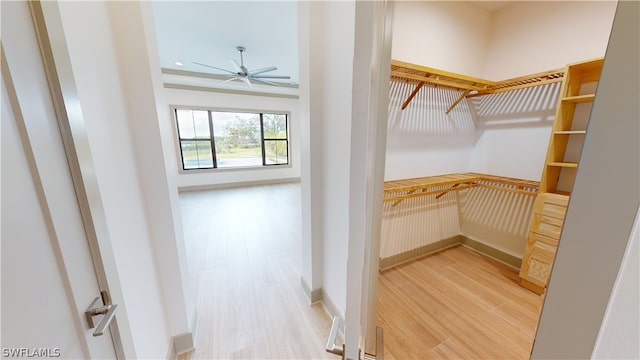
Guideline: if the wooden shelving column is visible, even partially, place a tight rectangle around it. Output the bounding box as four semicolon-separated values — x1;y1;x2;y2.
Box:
519;58;604;295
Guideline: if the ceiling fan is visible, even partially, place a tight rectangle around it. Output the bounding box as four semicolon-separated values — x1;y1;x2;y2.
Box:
193;46;290;88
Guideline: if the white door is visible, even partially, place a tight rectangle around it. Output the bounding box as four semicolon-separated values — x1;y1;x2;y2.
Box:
1;1;120;358
342;1;393;359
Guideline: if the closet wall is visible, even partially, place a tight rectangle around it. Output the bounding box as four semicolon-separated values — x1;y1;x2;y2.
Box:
383;1;617;263
386;1;492;180
470;1;617;180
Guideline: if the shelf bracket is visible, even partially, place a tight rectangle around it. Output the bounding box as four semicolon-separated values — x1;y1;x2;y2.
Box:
445;90;471;114
401;81;425;110
391;189;418;207
435;183;461;199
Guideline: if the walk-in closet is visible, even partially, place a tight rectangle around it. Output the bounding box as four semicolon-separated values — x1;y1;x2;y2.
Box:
377;1;617;358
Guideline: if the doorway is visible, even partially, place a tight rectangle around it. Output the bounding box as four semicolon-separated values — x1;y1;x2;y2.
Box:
375;1;618;359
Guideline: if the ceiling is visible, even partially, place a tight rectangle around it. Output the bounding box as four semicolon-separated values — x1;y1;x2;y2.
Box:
151;1;299;90
151;1;514;92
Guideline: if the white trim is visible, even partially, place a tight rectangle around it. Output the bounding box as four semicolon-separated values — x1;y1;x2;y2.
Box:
300;276;323;304
173;332;195;356
162;68;299;89
30;2;133;357
165;340;176;360
178;177;300;192
321;289;345;343
165;83;300;99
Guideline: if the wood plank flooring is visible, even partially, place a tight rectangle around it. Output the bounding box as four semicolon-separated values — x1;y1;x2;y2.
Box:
178;183;544;359
377;245;544;360
178;183;333;359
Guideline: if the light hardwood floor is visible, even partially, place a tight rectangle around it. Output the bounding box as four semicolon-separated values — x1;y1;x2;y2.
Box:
179;184;544;359
377;245;544;360
178;183;333;359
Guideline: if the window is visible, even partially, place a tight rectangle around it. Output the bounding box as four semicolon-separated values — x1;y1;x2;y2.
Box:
175;109;289;170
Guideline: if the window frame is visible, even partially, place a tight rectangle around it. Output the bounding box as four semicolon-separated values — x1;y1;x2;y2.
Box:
260;113;290;167
172;106;291;173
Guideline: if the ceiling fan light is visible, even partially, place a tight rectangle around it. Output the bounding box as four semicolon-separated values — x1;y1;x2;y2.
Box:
194;46;289;89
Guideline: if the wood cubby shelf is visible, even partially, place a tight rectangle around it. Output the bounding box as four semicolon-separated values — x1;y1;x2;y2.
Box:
519;58;604;294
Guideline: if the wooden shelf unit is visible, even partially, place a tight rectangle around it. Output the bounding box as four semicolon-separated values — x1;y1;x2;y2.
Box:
384;173;539;205
390;60;565;112
519;58;604;294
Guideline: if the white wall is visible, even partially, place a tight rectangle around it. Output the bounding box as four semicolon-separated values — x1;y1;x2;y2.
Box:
164;88;301;189
386;1;491;181
390;1;616;183
482;1;618;80
468;83;561;180
459;187;535;258
380;191;460;259
592;208;640;359
532;2;639;355
298;2;324;299
385;79;476;180
392;1;492;77
307;0;356;316
470;1;617;181
1;25;91;357
52;1;195;357
108;2;196;353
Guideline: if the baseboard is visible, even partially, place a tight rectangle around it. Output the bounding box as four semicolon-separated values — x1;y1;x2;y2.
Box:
173;332;194;356
166;311;198;359
300;276;322;304
379;235;462;271
298;284;344;344
379;235;523;271
166;339;176;360
459;236;522;269
178;177;300;192
320;289;343;322
188;310;199;353
320;289;344;343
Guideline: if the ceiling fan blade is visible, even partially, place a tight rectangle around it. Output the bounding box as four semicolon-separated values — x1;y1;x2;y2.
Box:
230;59;243;74
249;66;277;76
193;62;237;75
252;75;291;79
241;77;252;88
251;78;278;86
217;77;239;86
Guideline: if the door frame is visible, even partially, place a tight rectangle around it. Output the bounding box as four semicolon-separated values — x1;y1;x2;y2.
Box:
343;1;394;359
25;1;134;357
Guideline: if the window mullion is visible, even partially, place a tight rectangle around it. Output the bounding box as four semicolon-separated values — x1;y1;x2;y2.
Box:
175;109;187;170
259;113;266;166
208;110;217;168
